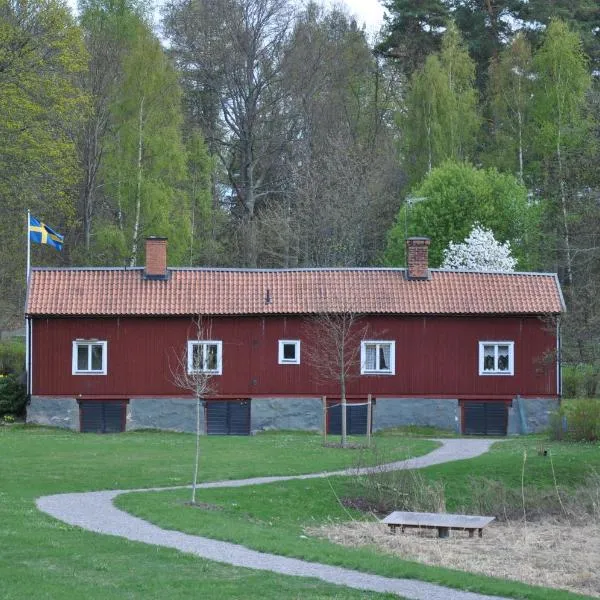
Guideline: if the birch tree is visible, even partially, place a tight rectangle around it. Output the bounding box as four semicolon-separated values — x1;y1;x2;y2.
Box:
402;21;479;185
532;19;592;288
487;33;534;183
94;14;190;266
0;0;87;322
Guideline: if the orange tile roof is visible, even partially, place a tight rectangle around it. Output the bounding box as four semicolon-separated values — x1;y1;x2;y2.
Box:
26;267;565;317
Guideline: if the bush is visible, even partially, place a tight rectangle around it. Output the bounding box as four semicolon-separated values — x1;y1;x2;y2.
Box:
0;374;27;417
0;339;25;375
566;399;600;442
548;408;567;441
351;451;446;515
561;364;599;398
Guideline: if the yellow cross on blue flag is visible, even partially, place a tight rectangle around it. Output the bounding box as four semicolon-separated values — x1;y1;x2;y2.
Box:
29;215;64;251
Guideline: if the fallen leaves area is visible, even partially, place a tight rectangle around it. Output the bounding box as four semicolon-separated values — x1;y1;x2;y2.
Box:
306;520;600;598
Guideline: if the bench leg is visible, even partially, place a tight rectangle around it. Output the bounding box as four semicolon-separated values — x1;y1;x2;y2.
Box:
468;529;474;538
388;525;396;535
437;527;449;538
478;528;483;538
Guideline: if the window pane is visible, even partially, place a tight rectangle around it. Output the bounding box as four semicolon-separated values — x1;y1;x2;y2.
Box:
483;345;495;371
283;343;296;360
192;344;203;371
497;345;510;371
206;344;218;371
379;345;390;370
77;345;88;371
91;345;103;371
365;344;376;370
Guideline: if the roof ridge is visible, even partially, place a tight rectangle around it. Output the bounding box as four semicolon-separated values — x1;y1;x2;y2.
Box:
31;265;559;277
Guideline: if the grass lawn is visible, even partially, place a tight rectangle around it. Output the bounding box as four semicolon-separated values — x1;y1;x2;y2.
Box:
117;438;600;600
0;426;435;600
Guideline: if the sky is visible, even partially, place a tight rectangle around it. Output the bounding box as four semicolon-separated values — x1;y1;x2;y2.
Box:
320;0;386;34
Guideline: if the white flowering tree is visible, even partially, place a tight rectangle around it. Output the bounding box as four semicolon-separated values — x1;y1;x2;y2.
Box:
442;225;517;272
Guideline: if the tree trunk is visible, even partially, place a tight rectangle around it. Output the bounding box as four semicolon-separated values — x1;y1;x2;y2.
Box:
191;393;201;504
130;95;145;267
556;118;573;287
340;347;347;447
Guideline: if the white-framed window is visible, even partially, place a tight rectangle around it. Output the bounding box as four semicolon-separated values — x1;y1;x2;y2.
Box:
72;340;107;375
361;341;395;375
187;340;223;375
278;340;300;364
479;341;514;375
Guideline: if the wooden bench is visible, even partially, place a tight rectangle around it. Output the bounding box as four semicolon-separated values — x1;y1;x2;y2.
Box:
382;511;495;539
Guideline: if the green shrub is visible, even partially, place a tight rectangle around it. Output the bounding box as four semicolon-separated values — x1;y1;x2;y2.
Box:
0;339;25;375
0;374;27;417
547;408;567;441
566;399;600;442
561;364;599;398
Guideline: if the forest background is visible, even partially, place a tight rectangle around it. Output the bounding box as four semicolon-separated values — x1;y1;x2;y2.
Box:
1;0;599;373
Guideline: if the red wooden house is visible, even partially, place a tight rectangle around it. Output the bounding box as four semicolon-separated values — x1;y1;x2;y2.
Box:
25;237;564;435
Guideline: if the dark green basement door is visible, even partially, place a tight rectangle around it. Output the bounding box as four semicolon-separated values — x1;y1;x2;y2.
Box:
328;403;369;435
206;400;250;435
462;401;508;436
79;400;126;433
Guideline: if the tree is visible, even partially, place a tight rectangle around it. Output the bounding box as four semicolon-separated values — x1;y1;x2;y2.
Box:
92;13;190;266
185;131;228;266
442;224;517;272
304;311;368;447
531;19;592;288
77;0;147;255
518;0;600;74
236;3;403;269
170;318;216;504
378;0;600;91
0;0;87;324
163;0;294;267
384;161;536;268
401;21;479;185
486;33;534;183
376;0;448;79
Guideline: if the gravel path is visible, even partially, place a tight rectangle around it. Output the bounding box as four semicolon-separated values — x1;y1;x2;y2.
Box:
37;438;507;600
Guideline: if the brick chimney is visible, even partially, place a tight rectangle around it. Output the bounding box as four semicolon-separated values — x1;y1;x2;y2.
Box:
144;237;168;279
406;237;431;280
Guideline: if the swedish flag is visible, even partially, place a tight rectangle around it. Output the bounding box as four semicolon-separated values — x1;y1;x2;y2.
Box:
29;215;64;250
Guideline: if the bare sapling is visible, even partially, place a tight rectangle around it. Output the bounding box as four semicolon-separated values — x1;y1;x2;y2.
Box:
305;309;369;447
170;317;216;504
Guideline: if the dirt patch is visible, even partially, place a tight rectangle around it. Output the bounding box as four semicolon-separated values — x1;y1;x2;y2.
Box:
306;520;600;598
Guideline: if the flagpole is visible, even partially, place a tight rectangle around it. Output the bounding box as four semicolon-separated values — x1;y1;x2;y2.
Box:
25;210;31;396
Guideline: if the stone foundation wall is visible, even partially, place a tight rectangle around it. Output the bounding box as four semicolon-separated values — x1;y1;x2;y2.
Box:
373;398;460;433
251;397;323;433
128;398;203;433
27;396;80;430
26;395;560;435
508;397;559;434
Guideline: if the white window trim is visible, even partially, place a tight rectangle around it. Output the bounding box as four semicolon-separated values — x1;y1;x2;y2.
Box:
278;339;300;365
72;340;107;375
187;340;223;375
479;341;514;376
361;340;395;375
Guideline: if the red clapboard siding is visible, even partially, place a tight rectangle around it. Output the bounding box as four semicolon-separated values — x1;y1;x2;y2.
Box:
31;314;557;399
